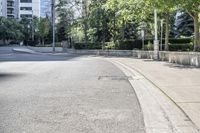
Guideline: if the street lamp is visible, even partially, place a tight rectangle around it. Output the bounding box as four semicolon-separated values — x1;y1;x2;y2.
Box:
160;19;164;51
154;9;159;60
141;22;146;50
52;0;55;52
31;10;34;41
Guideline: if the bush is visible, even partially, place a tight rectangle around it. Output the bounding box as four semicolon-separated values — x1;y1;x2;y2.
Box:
74;42;102;49
104;42;115;49
9;41;20;45
144;41;154;51
169;38;192;44
73;43;86;49
104;40;144;50
169;43;193;51
117;40;139;50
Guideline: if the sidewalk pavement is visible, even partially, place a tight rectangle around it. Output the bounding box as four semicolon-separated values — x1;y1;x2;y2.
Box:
110;58;200;130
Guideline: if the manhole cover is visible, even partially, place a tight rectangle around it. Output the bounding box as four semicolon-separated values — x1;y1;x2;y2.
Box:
98;76;132;81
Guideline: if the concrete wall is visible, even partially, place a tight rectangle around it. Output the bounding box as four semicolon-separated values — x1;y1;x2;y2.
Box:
66;49;133;56
66;49;200;67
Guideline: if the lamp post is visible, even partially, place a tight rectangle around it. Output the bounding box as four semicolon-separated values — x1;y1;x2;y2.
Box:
141;22;146;50
31;10;34;41
154;9;159;60
160;19;164;51
52;0;55;52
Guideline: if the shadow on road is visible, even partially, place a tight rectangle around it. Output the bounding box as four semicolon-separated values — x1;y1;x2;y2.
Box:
0;53;82;62
163;63;198;69
0;73;24;81
141;59;199;69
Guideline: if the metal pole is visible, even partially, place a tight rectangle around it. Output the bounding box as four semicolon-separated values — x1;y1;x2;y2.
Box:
160;19;164;51
32;10;34;41
141;30;145;50
52;0;55;52
154;9;159;60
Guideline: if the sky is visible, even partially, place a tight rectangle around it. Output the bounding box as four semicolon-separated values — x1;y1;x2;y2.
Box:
40;0;52;17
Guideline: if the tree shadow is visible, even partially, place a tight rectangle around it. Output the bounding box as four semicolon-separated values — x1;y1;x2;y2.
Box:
0;53;82;62
163;63;198;70
0;73;24;81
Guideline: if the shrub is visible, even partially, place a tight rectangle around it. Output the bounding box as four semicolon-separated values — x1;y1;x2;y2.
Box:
74;42;102;49
73;43;86;49
104;40;143;50
144;41;154;51
117;40;137;50
169;38;192;44
169;43;193;51
104;42;115;49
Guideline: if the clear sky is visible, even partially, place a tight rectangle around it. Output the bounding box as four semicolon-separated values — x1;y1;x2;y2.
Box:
40;0;51;17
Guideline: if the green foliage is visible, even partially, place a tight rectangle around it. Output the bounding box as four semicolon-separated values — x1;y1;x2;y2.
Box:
38;18;50;45
169;43;193;51
174;12;194;37
0;17;23;43
104;40;143;50
144;41;153;51
104;42;116;49
169;38;192;44
74;42;102;49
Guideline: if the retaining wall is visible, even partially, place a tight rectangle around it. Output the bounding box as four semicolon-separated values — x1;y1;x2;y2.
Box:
66;49;200;67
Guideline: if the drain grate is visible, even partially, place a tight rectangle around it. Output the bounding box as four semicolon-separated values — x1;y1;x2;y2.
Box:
98;76;132;81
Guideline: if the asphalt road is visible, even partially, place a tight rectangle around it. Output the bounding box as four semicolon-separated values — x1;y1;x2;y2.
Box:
0;50;145;133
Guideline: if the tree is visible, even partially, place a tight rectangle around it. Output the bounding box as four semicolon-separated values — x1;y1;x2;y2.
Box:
38;18;50;45
0;17;23;44
178;0;200;51
88;0;111;42
144;0;177;50
174;11;194;38
56;0;76;42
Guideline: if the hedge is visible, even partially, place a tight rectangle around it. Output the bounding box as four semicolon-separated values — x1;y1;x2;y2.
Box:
73;38;193;50
169;44;193;51
74;42;102;49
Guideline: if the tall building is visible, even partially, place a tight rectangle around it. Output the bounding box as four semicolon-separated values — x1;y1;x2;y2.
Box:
0;0;5;17
18;0;40;19
0;0;17;18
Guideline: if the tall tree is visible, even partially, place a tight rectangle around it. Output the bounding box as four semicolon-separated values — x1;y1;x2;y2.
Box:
179;0;200;51
38;18;50;45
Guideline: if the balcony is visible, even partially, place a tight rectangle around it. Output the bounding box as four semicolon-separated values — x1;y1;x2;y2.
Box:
7;3;15;9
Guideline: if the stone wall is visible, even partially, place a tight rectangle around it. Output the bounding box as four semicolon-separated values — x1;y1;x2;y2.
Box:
66;49;200;67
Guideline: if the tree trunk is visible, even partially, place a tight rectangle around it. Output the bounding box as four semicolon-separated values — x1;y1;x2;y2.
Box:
84;21;88;46
164;12;170;51
193;13;200;51
42;38;45;46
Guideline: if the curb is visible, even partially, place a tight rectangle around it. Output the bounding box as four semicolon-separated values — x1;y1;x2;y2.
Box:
108;59;200;133
12;48;37;54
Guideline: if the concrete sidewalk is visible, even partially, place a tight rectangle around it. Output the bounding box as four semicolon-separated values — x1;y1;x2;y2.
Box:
110;58;200;130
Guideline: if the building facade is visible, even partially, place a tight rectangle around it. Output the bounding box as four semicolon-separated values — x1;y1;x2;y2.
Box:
0;0;17;18
18;0;40;19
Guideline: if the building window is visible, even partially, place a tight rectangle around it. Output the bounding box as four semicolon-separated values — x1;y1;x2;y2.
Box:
20;14;32;18
20;7;32;11
20;0;32;3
